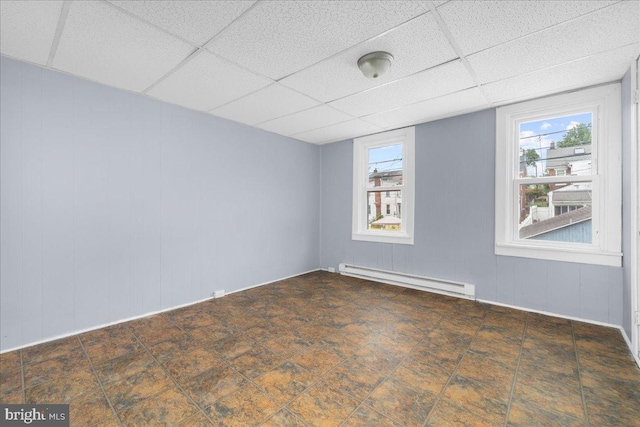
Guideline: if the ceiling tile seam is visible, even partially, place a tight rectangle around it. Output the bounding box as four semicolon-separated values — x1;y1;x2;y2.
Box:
270;9;434;82
456;0;626;58
201;0;261;50
426;2;494;107
141;47;203;95
46;0;72;68
289;118;383;139
320;58;462;105
355;85;487;123
478;42;640;88
102;0;199;48
251;102;360;129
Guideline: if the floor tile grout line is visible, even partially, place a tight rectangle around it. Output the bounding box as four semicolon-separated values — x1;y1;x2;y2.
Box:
571;321;591;427
423;309;490;427
129;332;219;426
77;335;124;427
20;349;25;404
339;310;450;427
502;312;530;427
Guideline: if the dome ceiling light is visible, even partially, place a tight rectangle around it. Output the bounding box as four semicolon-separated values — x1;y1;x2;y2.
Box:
357;51;394;79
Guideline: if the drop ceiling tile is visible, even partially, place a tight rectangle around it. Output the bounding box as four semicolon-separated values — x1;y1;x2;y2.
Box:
0;0;63;65
147;51;272;112
439;0;618;55
483;44;639;105
210;84;319;126
467;1;640;84
108;1;256;46
206;1;431;80
257;105;354;137
328;60;475;117
279;12;457;102
362;88;488;129
292;119;383;145
53;1;193;93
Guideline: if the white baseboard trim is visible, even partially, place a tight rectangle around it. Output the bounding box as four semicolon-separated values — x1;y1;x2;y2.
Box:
477;298;640;368
0;268;322;354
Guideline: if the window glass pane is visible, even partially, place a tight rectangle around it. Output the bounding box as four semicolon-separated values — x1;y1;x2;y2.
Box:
368;144;402;188
367;190;401;231
519;113;593;178
518;182;592;243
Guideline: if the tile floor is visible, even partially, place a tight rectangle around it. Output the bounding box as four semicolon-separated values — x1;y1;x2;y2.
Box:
1;271;639;426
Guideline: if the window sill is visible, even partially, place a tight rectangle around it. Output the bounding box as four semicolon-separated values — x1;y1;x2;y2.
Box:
495;242;622;267
352;232;414;245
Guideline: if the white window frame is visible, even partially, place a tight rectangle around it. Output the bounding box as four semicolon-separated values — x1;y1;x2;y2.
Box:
495;84;622;267
352;127;415;245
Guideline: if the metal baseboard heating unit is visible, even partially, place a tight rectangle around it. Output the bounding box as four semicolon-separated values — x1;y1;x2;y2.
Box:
338;263;475;300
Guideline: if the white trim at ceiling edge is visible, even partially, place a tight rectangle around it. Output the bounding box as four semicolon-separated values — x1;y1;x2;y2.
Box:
477;298;640;368
0;268;321;354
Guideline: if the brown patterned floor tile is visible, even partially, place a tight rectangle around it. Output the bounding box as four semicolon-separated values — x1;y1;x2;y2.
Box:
365;377;436;426
290;346;342;375
126;314;173;333
0;369;22;397
582;371;640;426
189;325;232;344
25;369;100;404
512;365;585;421
103;365;173;412
182;363;247;408
118;387;199;426
488;304;528;320
506;396;586;426
163;347;220;383
426;399;498;427
441;375;510;424
456;349;517;385
176;412;214;427
91;413;122;427
253;361;315;405
227;346;283;380
347;345;404;375
320;358;384;401
79;323;132;346
392;356;454;396
147;335;202;363
577;347;640;382
342;405;402;427
206;383;280;427
171;311;218;332
482;312;527;333
208;335;257;360
261;336;313;359
316;335;361;359
0;391;23;404
520;337;578;376
94;349;156;386
68;389;114;427
22;336;82;365
424;328;473;358
260;409;309;426
84;337;141;367
0;351;21;373
365;331;416;355
287;380;360;427
133;324;188;347
438;316;483;337
24;352;92;388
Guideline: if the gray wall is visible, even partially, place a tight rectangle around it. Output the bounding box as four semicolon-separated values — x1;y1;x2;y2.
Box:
621;67;633;339
320;108;623;326
0;56;320;351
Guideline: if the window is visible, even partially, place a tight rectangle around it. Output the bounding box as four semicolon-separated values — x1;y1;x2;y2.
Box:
496;84;621;266
352;127;415;244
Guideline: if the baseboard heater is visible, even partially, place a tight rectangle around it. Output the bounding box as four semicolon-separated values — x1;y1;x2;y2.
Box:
338;263;475;300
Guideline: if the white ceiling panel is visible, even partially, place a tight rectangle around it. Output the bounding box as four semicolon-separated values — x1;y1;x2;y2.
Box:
468;1;640;85
210;84;320;126
206;1;431;80
363;88;488;129
257;105;354;136
147;51;272;112
293;119;382;145
0;0;63;65
109;1;256;46
484;44;639;105
279;12;457;102
439;0;617;55
329;60;476;117
53;1;193;93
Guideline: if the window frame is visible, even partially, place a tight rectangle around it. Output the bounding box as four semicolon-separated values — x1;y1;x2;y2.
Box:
352;127;415;245
495;84;621;267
